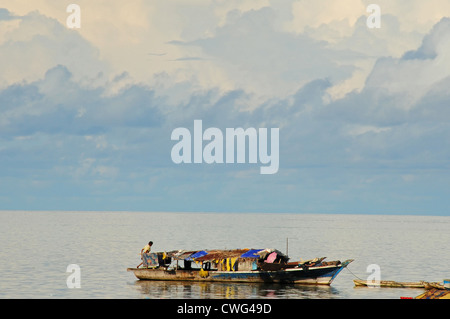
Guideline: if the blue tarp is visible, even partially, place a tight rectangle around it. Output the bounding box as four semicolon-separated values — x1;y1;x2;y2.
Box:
240;249;263;258
186;250;208;261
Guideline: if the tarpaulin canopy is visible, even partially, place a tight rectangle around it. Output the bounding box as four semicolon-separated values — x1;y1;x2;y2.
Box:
185;250;208;261
240;249;264;258
193;249;250;262
160;248;289;262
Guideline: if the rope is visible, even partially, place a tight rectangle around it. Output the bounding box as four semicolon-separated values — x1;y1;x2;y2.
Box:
345;266;364;281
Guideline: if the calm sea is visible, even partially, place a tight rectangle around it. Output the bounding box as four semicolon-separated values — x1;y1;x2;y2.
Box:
0;211;449;299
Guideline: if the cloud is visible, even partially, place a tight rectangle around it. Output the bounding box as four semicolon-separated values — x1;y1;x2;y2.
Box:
402;17;450;61
2;2;450;214
0;8;19;21
312;18;450;177
327;18;450;123
175;6;356;98
0;9;109;87
1;65;163;136
170;56;208;62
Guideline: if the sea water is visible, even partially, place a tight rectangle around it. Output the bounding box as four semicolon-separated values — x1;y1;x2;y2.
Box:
0;211;448;299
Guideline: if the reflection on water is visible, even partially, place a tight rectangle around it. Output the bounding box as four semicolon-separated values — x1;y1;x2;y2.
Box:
131;280;341;299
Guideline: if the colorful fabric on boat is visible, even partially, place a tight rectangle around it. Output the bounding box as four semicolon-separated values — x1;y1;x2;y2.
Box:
225;258;238;271
143;253;159;268
266;252;277;263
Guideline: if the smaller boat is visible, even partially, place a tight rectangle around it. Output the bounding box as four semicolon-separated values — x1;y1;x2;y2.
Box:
353;279;426;288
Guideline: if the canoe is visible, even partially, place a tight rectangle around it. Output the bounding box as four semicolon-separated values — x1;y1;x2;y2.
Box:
353;279;426;288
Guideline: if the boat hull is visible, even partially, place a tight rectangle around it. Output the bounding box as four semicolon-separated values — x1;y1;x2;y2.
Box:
353;279;426;288
128;261;352;285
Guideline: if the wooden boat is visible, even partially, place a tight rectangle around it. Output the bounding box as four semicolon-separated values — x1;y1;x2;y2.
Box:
423;281;448;290
415;288;450;299
127;248;353;285
415;280;450;299
353;279;426;288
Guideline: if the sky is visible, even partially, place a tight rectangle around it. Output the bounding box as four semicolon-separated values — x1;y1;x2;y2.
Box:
1;1;450;215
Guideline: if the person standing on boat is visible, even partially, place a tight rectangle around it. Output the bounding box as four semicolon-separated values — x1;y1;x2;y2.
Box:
142;241;153;254
137;241;153;268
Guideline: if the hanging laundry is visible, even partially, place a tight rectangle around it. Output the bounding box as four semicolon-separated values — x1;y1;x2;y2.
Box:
266;252;277;263
143;253;159;268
